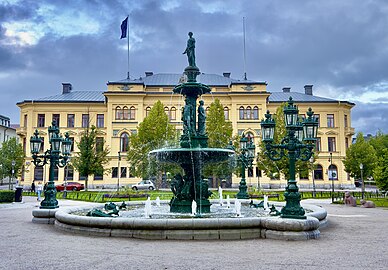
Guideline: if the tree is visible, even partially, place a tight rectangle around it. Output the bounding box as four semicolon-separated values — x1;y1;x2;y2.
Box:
373;148;388;191
126;100;177;188
0;138;25;181
369;131;388;157
343;132;377;179
203;98;234;186
71;125;110;190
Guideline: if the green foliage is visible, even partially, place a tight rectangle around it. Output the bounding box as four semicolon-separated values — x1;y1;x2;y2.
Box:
0;138;25;178
71;125;110;190
373;148;388;191
369;131;388;157
0;190;15;202
203;99;235;185
257;104;289;179
126;100;178;187
343;132;377;179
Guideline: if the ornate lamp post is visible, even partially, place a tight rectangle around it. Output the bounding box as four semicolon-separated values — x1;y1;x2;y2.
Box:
260;97;318;219
329;152;334;203
30;121;72;209
310;156;316;198
117;151;121;192
360;163;364;199
10;160;15;190
236;134;255;199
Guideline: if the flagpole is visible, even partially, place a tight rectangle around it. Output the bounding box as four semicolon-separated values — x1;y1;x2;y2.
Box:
127;14;130;79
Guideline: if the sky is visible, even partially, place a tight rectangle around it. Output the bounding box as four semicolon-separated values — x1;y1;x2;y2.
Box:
1;0;388;135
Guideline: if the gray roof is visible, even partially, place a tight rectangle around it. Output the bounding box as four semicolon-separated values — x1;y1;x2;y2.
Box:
18;91;105;104
268;92;338;103
108;73;264;87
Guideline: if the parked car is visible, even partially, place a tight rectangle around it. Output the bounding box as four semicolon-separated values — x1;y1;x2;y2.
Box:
56;182;84;191
131;180;155;191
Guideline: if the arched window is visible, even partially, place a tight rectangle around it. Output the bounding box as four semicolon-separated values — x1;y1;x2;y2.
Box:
130;106;136;120
314;165;324;180
224;107;229;120
146;107;151;117
253;106;259;120
206;107;210;114
170;107;176;120
164;107;169;118
239;106;244;120
115;106;122;120
246;106;252;120
120;132;129;152
34;167;43;180
122;106;129;120
328;164;338;180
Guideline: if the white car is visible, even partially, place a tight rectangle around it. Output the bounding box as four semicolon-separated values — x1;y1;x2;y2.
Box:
131;180;155;191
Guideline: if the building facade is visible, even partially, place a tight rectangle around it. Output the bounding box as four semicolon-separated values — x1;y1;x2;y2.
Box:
17;73;355;189
0;114;17;147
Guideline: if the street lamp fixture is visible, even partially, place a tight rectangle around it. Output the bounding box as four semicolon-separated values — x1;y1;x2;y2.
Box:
360;163;364;199
236;134;255;199
309;156;316;197
30;121;72;209
329;152;334;203
260;97;318;219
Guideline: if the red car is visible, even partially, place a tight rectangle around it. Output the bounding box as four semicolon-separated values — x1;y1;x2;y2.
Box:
56;182;84;191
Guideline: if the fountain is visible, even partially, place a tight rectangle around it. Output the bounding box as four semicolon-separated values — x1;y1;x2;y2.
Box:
41;32;327;240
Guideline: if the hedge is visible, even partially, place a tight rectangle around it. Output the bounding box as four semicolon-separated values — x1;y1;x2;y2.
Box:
0;190;15;203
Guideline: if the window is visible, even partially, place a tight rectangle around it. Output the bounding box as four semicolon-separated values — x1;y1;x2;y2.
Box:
253;106;259;120
146;107;151;117
96;137;104;152
328;164;338;180
67;114;75;128
224;107;229;120
112;167;118;178
314;165;323;180
65;165;74;180
239;106;244;120
344;114;348;128
79;173;87;181
246;106;251;120
34;167;43;180
315;137;321;152
313;114;320;127
115;106;122;120
96;114;104;128
120;132;129;152
37;114;45;127
94;171;103;180
327;114;334;128
345;138;349;149
130;106;136;120
82;114;89;128
170;107;176;120
328;137;336;152
69;137;74;152
24;114;27;127
120;167;127;178
248;167;253;177
23;138;26;154
40;138;45;152
52;114;60;126
164;107;169;118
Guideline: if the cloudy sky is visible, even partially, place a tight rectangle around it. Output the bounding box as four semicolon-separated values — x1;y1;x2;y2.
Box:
1;0;388;135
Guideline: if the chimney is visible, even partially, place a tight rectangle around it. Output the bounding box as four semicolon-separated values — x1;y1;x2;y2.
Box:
145;72;153;77
304;84;313;95
62;83;72;94
223;72;231;78
282;87;291;93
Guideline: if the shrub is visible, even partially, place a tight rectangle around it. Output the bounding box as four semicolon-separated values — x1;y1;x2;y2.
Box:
0;190;15;203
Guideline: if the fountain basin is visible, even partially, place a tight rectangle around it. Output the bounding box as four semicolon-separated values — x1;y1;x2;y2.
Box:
53;200;327;241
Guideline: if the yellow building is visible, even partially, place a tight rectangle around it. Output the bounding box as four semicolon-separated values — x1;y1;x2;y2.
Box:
17;73;355;189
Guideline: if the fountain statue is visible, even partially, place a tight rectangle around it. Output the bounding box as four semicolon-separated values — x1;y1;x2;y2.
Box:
150;32;234;213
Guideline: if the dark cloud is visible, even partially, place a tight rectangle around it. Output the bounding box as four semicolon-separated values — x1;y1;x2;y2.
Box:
0;0;387;136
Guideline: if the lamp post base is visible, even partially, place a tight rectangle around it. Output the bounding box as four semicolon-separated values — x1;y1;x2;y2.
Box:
281;188;306;219
237;178;249;199
40;182;59;209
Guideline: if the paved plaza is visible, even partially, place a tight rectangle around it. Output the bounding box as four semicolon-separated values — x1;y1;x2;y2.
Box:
0;196;387;270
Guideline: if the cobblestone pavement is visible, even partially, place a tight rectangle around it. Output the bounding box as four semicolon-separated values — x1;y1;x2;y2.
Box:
0;196;387;270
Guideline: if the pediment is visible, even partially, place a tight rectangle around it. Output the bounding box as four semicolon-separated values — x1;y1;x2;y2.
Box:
325;130;339;135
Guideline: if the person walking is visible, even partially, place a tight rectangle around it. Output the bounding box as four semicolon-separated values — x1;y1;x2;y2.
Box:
36;182;43;201
31;182;35;193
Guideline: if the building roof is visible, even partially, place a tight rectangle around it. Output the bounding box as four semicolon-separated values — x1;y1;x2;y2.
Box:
108;73;265;87
17;91;105;104
268;91;354;105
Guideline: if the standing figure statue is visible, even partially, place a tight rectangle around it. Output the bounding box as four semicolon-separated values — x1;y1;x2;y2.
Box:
197;100;206;135
183;102;192;135
183;32;196;67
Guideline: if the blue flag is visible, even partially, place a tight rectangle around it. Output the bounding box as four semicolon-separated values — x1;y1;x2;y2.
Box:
120;17;128;39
